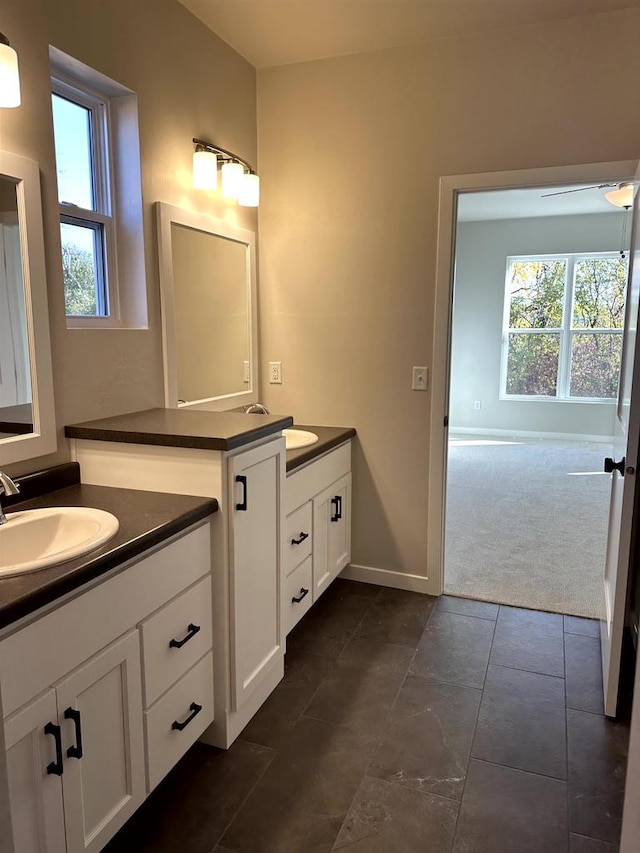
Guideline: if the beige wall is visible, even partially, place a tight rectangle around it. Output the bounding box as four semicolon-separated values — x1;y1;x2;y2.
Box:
257;8;640;584
1;0;257;475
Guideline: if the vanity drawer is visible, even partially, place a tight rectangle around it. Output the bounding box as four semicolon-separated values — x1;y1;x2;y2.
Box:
285;555;313;634
144;651;214;792
141;576;212;706
285;502;312;575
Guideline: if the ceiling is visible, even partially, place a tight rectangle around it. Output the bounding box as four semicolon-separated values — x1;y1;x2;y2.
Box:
457;184;629;222
179;0;640;69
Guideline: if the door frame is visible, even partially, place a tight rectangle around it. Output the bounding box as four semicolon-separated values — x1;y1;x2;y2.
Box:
427;159;638;596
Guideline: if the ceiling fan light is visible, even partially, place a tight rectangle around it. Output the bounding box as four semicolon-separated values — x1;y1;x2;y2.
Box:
605;183;635;208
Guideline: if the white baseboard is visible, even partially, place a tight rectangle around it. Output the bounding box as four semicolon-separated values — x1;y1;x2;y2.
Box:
340;563;431;594
449;426;613;444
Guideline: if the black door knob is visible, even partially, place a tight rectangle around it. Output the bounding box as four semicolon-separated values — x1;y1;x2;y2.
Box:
604;456;626;475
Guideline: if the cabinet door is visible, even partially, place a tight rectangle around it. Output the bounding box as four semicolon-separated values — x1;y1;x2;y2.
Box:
4;690;66;853
55;631;145;853
312;473;352;600
230;440;284;710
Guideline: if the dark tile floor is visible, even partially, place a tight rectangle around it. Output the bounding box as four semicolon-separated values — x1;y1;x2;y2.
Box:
105;581;630;853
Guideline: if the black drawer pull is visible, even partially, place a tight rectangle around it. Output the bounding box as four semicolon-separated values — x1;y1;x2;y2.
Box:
169;623;201;649
291;531;309;546
172;702;203;732
292;587;309;604
64;707;83;759
235;475;248;511
44;722;64;776
330;495;342;522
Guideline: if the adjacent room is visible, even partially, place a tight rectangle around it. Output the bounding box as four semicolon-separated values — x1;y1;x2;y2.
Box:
446;186;629;617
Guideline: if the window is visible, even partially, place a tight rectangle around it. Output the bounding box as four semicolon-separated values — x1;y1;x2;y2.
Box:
502;253;627;401
52;76;117;319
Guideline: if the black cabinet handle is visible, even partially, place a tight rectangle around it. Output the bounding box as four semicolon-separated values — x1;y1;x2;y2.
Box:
330;495;342;522
169;623;201;649
44;722;64;776
291;531;309;546
171;702;203;732
291;587;309;604
64;707;83;759
235;475;248;511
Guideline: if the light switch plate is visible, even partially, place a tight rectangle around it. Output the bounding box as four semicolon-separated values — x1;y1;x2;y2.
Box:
412;366;428;391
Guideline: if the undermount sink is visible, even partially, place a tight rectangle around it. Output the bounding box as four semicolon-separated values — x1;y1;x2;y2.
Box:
283;428;319;450
0;507;120;577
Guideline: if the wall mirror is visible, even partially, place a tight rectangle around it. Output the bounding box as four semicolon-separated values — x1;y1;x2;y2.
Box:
156;202;258;412
0;150;56;465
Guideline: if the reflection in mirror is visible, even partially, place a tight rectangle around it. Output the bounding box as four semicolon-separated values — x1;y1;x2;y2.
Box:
0;177;32;438
0;150;55;465
157;203;258;412
171;223;248;401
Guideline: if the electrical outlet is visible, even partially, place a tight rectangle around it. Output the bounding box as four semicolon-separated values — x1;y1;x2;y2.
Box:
474;400;482;410
243;361;250;384
269;361;282;384
412;366;428;391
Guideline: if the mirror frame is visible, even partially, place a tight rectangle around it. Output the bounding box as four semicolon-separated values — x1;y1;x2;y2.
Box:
0;150;56;465
156;202;258;412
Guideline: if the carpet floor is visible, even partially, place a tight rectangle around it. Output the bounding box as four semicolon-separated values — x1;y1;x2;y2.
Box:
444;436;613;619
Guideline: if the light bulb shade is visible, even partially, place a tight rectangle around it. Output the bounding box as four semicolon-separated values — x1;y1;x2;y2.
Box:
193;150;218;190
221;161;245;199
605;183;635;208
0;40;20;108
238;173;260;207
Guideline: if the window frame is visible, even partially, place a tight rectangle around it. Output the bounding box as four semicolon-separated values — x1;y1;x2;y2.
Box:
500;251;626;403
51;72;121;325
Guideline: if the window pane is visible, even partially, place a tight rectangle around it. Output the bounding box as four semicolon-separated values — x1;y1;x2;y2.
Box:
573;257;627;329
570;333;622;398
508;260;566;329
52;93;95;210
506;333;560;396
60;221;107;316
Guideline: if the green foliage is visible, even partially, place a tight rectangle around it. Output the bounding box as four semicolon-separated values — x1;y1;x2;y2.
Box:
62;243;97;316
506;256;627;399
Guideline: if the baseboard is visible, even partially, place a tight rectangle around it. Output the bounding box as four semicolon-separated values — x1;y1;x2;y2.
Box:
449;426;612;443
340;563;431;594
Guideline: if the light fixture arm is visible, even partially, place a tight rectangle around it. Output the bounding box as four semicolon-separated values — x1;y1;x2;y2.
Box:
192;137;256;174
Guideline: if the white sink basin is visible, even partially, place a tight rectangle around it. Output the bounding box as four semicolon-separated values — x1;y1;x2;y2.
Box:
0;507;120;577
283;428;319;450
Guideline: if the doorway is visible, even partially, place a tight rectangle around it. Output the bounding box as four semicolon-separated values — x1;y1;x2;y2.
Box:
444;185;629;617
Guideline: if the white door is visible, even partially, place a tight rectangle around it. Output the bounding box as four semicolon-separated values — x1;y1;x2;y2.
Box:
4;690;66;853
230;440;283;710
602;167;640;717
56;631;145;853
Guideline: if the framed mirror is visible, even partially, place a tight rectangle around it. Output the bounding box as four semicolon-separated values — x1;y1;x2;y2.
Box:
0;150;56;465
156;203;258;412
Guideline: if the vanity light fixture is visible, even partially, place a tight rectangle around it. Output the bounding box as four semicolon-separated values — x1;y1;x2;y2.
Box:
0;33;21;108
192;137;260;207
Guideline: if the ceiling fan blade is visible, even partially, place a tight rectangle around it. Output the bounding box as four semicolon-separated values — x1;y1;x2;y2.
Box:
541;183;617;198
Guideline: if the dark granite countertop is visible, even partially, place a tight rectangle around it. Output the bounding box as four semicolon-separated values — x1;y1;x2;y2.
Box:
286;425;356;473
0;481;218;631
65;407;294;451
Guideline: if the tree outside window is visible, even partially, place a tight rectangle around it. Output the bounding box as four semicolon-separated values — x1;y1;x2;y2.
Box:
503;254;627;401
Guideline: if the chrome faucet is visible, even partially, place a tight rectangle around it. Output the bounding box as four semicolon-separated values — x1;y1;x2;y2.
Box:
244;403;270;414
0;471;20;525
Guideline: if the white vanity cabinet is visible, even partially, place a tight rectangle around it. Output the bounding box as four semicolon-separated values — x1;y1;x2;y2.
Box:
1;521;214;853
71;432;287;748
285;441;352;632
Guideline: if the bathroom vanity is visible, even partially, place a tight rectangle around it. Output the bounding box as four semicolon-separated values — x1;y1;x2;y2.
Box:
0;469;218;853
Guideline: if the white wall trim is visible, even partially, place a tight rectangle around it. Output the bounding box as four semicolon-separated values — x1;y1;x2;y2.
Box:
428;159;638;598
340;563;431;594
449;426;613;443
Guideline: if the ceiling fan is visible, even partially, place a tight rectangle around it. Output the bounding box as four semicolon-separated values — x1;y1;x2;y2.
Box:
541;181;635;208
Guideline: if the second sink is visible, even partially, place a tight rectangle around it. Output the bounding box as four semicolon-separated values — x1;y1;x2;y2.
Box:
283;429;319;450
0;507;120;577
